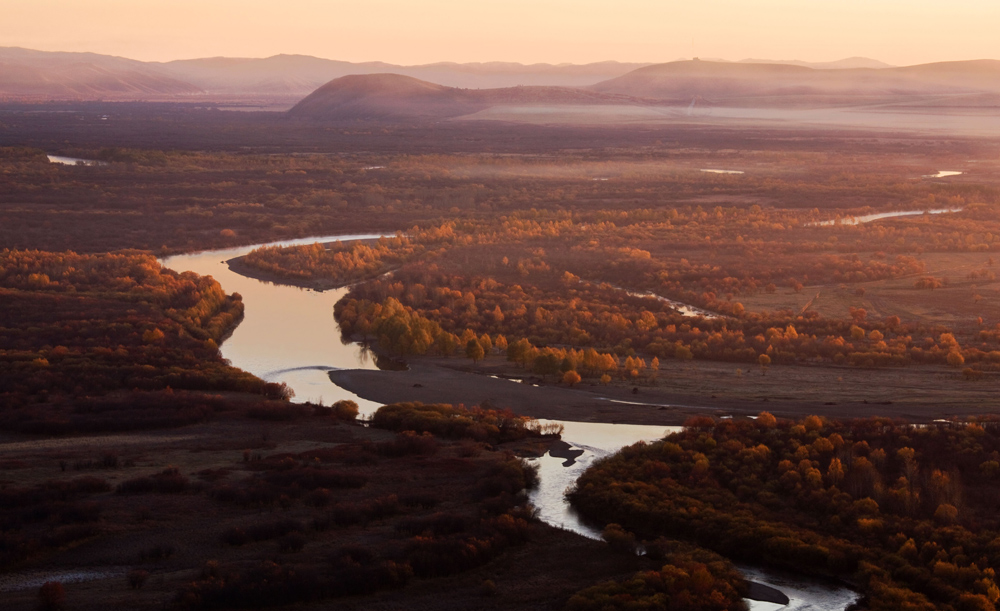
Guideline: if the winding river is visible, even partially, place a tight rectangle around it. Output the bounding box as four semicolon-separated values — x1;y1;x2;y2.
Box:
161;235;858;610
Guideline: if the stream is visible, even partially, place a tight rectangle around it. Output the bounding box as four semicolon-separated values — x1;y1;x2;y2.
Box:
46;155;106;166
161;235;858;610
807;207;962;227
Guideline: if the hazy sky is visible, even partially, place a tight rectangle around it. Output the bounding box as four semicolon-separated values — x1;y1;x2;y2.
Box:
3;0;999;65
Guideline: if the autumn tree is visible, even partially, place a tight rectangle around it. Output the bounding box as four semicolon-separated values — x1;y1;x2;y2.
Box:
478;333;493;354
494;334;508;353
758;353;771;375
466;339;485;364
562;370;582;387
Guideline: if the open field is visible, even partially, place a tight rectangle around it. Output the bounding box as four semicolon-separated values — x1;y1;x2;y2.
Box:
740;250;1000;326
0;413;654;611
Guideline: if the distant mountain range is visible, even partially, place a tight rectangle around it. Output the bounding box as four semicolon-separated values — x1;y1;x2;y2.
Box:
0;47;201;98
7;47;1000;131
590;59;1000;106
287;59;1000;122
0;47;907;101
736;57;894;70
0;47;652;99
156;56;654;93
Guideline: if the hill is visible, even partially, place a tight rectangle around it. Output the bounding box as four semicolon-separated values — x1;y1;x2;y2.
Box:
736;56;893;70
591;59;1000;106
0;47;202;99
288;74;481;120
288;73;648;121
156;55;398;96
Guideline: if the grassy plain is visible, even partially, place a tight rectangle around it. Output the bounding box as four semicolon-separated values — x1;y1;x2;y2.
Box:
0;414;648;611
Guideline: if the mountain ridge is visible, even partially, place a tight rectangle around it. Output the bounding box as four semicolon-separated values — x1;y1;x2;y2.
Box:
5;47;1000;109
287;73;650;121
590;59;1000;105
0;47;909;100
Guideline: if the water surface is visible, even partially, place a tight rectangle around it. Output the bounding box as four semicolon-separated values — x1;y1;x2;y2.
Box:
160;235;386;409
808;207;961;227
47;155;105;166
624;288;720;318
526;420;676;537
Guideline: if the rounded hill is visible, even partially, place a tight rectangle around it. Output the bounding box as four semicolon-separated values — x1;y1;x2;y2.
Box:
288;73;481;120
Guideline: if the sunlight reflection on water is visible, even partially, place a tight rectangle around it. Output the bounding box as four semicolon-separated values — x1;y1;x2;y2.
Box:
161;234;386;410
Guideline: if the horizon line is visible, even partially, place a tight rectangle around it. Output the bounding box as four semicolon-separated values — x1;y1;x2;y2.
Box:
0;46;920;68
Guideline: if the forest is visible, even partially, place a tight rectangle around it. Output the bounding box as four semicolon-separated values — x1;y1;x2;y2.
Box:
570;414;1000;611
248;200;1000;387
0;249;299;435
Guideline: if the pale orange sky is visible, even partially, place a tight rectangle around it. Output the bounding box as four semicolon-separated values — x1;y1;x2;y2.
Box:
3;0;999;65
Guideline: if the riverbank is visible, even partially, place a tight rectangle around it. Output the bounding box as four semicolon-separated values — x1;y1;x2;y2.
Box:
331;355;1000;425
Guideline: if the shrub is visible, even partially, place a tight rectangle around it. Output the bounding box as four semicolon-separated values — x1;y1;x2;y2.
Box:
43;524;98;548
263;467;366;491
246;402;310;421
220;519;302;546
332;400;359;421
378;431;439;457
117;468;189;494
128;569;150;589
397;513;469;537
566;553;747;611
372;402;542;443
934;503;959;525
305;488;333;508
404;513;531;578
38;581;65;611
139;544;175;561
329;495;400;527
278;533;306;553
398;492;442;509
473;459;539;501
480;579;498;597
601;523;637;554
328;554;413;596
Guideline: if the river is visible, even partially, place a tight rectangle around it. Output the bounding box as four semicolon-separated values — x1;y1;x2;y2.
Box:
161;235;858;610
808;207;962;227
46;155;106;166
619;286;720;318
161;235;387;410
